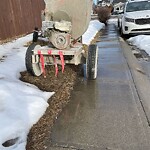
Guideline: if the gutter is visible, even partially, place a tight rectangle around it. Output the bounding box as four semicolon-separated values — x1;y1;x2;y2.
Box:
119;37;150;126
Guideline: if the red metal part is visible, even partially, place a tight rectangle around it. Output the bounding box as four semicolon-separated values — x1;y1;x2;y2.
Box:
48;50;52;55
59;51;65;73
38;50;46;78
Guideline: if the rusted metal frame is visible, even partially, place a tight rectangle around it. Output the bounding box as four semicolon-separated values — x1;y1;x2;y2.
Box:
32;46;82;55
31;46;84;65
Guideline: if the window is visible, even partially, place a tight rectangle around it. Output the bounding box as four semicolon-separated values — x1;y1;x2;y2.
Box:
126;1;150;12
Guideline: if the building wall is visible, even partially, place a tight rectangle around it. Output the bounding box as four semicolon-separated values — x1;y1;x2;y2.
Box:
0;0;45;41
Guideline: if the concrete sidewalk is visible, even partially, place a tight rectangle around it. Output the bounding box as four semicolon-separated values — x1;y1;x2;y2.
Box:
47;24;150;150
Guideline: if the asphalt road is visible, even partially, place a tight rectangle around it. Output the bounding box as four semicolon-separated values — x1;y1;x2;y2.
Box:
47;23;150;150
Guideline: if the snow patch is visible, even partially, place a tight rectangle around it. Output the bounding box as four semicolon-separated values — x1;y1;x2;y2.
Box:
128;35;150;56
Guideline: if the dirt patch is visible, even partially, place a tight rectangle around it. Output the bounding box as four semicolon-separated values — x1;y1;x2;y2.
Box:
20;65;82;150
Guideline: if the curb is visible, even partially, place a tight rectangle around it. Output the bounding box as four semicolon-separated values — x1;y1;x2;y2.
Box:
119;37;150;126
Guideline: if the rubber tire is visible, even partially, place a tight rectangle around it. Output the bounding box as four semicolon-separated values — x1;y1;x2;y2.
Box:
120;25;127;38
120;27;129;39
25;43;42;76
86;44;98;80
120;28;124;37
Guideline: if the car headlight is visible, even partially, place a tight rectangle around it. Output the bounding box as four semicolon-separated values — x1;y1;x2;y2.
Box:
125;17;134;23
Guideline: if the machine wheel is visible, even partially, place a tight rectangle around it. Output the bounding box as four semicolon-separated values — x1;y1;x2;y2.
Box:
86;44;98;80
25;43;42;76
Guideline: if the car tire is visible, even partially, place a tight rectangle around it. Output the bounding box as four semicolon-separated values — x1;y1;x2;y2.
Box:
120;25;125;37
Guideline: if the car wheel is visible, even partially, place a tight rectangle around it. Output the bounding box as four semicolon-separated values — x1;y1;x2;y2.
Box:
120;26;125;37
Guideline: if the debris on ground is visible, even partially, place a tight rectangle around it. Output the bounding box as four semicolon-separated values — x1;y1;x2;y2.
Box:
20;65;82;150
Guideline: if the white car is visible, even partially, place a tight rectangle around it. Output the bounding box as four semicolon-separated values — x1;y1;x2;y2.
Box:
118;0;150;36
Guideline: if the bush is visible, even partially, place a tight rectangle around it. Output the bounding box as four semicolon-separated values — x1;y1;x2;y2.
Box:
96;5;113;24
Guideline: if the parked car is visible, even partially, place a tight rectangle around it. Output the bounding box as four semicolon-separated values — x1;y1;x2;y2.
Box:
118;0;150;36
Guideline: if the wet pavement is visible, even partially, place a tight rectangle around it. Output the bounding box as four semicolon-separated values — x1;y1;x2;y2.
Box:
48;24;150;150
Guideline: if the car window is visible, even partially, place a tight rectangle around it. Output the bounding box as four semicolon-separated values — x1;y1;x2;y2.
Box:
126;1;150;12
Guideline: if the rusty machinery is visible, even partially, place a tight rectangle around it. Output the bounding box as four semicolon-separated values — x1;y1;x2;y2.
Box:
25;0;98;79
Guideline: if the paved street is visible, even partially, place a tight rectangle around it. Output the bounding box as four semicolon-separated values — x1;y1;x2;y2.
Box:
47;23;150;150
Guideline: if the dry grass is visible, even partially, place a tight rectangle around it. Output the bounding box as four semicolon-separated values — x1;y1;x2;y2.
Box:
95;6;113;24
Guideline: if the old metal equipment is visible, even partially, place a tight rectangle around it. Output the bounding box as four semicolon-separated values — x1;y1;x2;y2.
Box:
25;0;98;79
